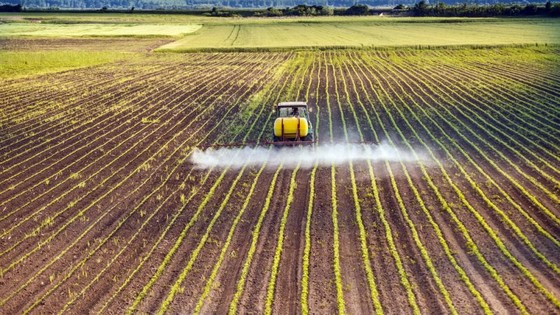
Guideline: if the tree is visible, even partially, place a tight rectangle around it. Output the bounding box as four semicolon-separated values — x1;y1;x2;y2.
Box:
413;0;429;16
550;3;560;16
434;2;446;15
264;7;283;16
0;4;22;11
345;4;368;15
522;4;538;15
320;6;334;15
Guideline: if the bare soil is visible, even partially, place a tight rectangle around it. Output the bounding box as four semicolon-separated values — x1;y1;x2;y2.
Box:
1;46;559;315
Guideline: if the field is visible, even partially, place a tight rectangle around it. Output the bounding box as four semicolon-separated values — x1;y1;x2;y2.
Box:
0;23;201;37
2;13;560;50
1;13;560;315
158;19;560;51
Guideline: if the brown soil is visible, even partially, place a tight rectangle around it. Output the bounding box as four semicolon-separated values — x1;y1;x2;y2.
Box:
0;38;174;52
1;47;559;315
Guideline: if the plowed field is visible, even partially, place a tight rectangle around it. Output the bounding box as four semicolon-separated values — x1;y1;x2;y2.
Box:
1;46;559;314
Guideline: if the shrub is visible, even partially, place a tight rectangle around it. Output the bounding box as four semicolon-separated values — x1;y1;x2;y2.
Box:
345;4;369;15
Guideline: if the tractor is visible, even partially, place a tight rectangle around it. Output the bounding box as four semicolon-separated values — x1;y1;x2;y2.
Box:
272;101;314;145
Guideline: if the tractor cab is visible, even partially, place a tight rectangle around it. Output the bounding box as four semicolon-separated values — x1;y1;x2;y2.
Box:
276;102;310;119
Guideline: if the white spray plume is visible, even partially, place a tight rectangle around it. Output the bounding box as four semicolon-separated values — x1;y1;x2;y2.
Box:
190;142;429;170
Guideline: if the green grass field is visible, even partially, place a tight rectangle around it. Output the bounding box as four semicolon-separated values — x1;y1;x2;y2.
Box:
157;19;560;51
0;23;201;37
0;50;132;78
0;12;211;24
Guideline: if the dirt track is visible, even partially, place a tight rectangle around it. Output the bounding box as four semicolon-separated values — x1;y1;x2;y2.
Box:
1;47;559;314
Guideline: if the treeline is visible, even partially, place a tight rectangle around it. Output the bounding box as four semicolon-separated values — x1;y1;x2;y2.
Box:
10;0;559;10
412;1;560;17
253;5;332;16
0;3;22;11
212;2;560;17
11;0;185;10
2;0;560;16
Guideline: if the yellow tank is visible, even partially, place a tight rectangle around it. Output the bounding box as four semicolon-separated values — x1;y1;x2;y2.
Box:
274;117;309;139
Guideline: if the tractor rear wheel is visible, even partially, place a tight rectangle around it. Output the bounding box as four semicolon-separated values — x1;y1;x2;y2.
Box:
302;133;314;142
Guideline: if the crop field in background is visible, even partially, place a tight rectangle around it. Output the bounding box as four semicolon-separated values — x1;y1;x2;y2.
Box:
158;20;560;51
1;41;559;314
2;14;560;50
0;23;201;37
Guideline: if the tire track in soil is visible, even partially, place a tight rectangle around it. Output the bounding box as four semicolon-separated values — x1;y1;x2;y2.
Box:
236;169;290;313
333;164;376;314
307;166;338;314
272;169;310;314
